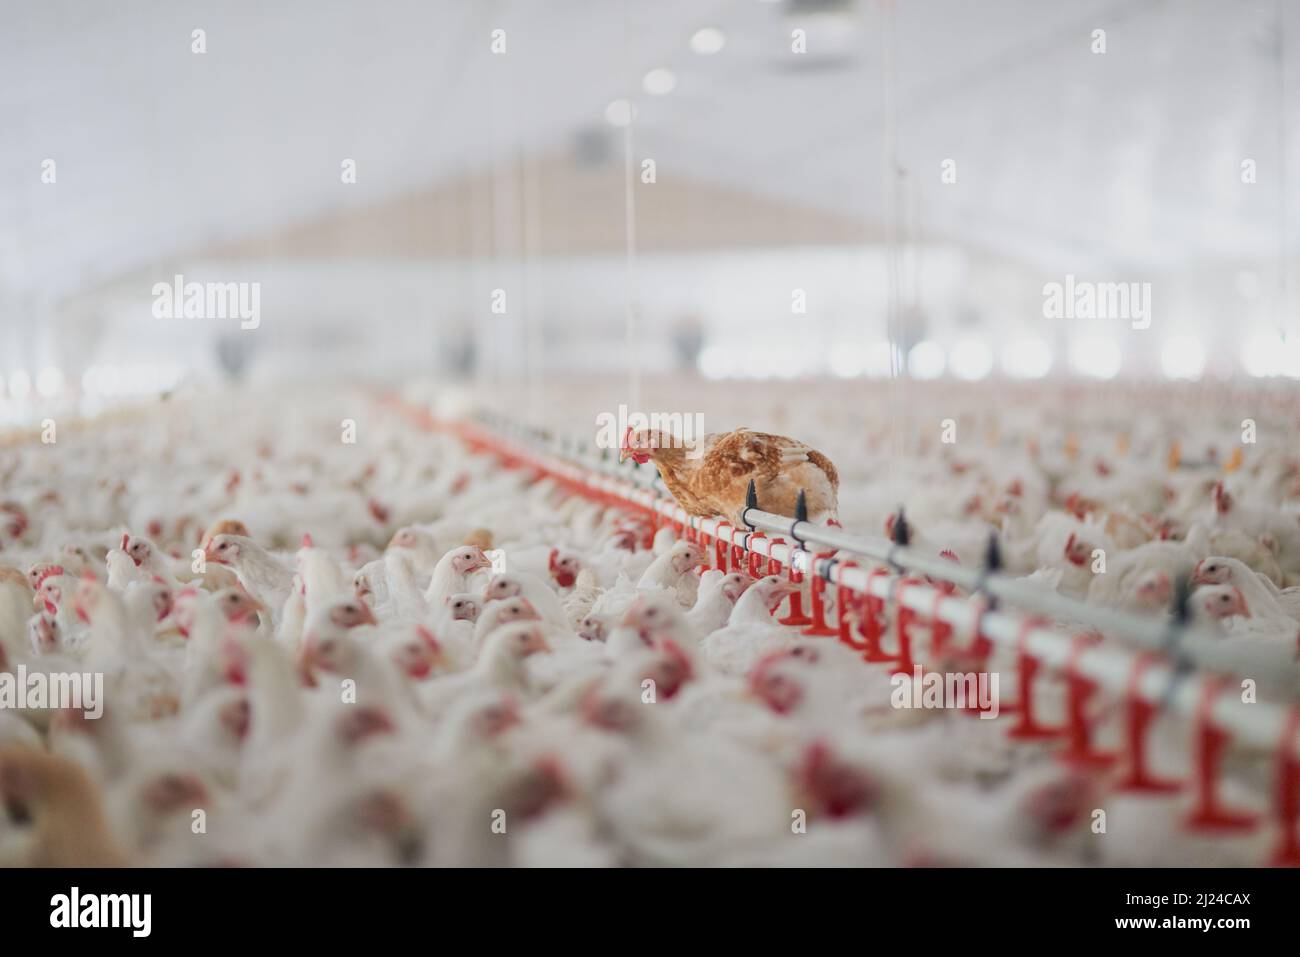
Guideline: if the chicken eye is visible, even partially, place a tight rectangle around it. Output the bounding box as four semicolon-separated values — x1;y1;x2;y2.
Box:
646;608;658;618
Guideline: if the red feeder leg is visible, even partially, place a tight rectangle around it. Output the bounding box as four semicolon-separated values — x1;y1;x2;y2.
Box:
1270;707;1300;866
713;524;731;572
1057;633;1117;769
928;589;953;660
833;561;862;649
1007;617;1065;740
778;561;812;626
857;568;895;663
730;526;747;572
889;578;921;676
801;552;840;637
746;533;768;579
1184;676;1259;833
766;537;787;578
956;602;1008;718
1116;653;1182;793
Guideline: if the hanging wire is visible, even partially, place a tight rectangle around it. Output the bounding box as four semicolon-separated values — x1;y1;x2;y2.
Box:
522;147;543;426
622;0;642;416
1278;0;1293;347
880;0;904;475
485;16;503;402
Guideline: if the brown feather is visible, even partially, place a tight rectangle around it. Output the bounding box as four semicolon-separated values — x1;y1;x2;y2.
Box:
640;428;839;525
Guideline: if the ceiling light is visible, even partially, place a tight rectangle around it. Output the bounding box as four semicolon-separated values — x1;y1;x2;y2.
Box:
604;99;633;127
949;339;994;381
907;340;945;380
690;28;726;54
1000;338;1053;379
1159;337;1205;379
642;69;676;96
1068;336;1121;379
8;369;31;400
36;366;64;397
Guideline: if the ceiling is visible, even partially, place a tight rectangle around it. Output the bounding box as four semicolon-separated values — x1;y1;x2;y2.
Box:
0;0;1295;309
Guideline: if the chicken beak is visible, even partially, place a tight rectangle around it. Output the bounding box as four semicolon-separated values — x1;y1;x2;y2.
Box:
763;582;799;612
672;553;699;575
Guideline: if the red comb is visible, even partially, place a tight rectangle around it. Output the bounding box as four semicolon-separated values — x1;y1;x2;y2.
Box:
121;533;130;551
35;565;65;588
301;533;314;549
621;426;634;451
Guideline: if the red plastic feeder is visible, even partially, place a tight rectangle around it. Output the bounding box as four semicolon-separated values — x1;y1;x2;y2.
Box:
777;550;812;627
1006;616;1065;740
888;578;922;676
856;567;895;663
746;533;768;579
1270;707;1300;866
928;588;953;660
949;600;1007;718
765;537;787;577
801;552;841;637
832;561;863;649
1057;633;1117;769
729;526;747;573
1116;652;1182;794
1183;676;1259;833
713;523;732;572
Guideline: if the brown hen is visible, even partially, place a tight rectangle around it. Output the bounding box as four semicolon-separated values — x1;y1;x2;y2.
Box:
620;427;839;526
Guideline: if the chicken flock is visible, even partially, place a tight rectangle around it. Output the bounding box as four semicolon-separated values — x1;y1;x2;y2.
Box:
1;383;1298;867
